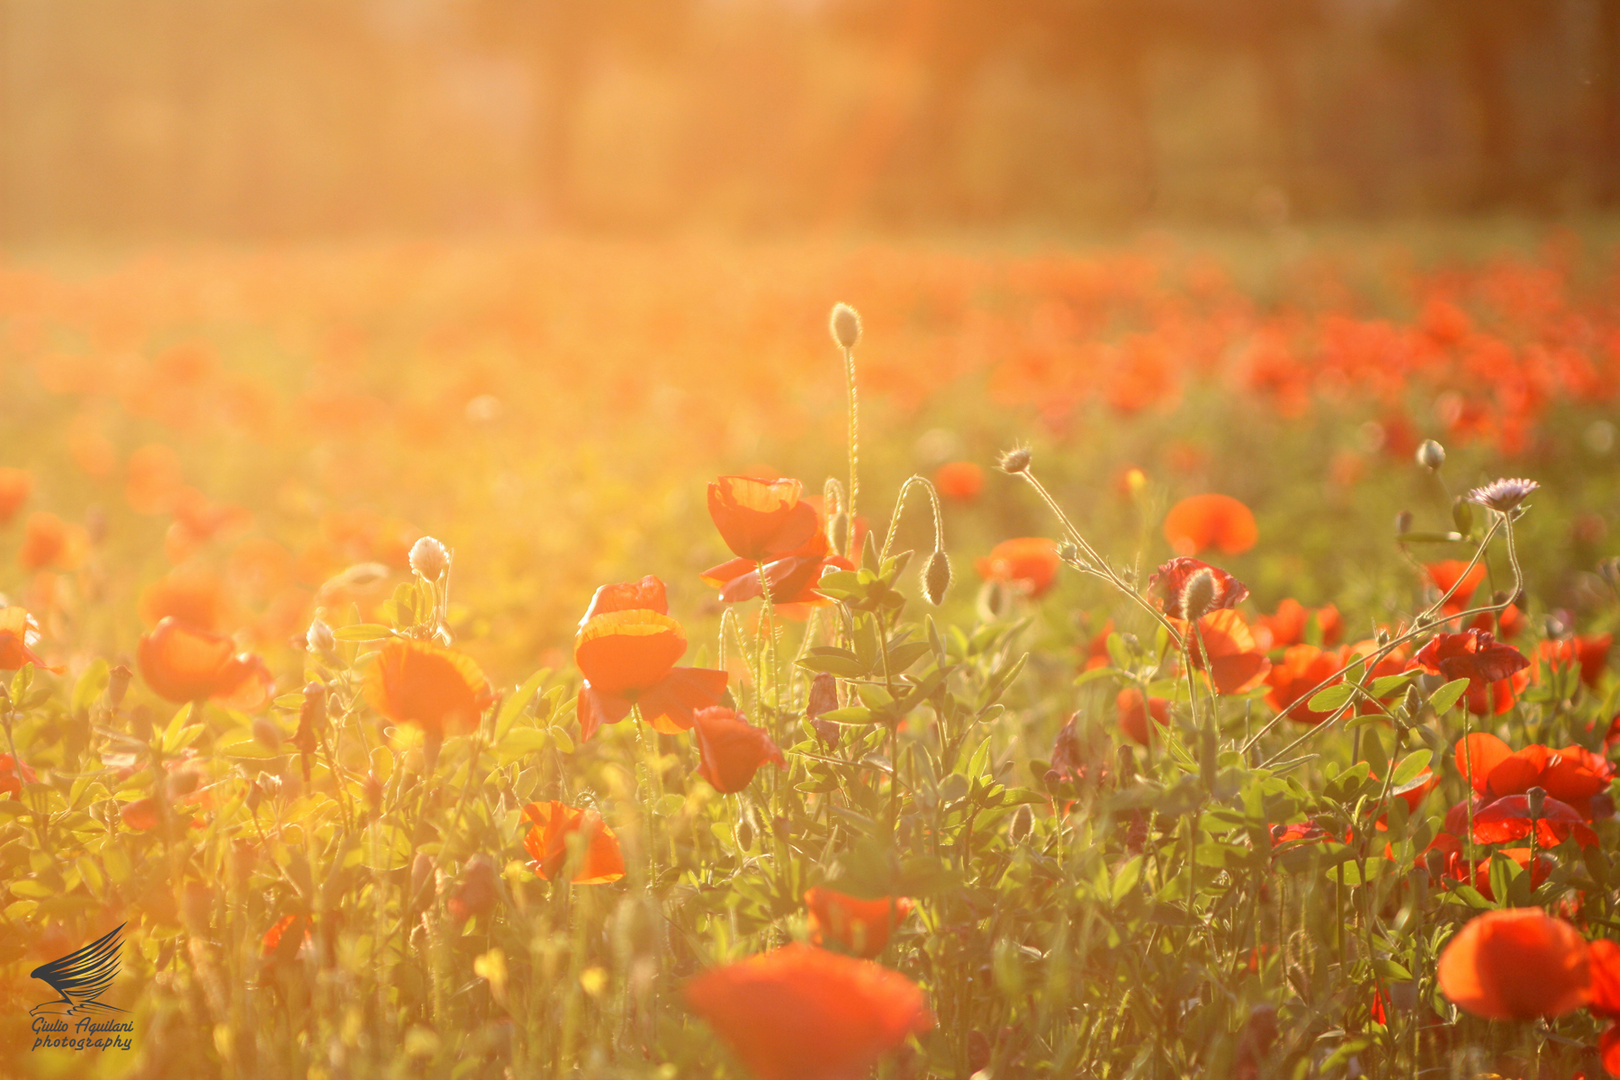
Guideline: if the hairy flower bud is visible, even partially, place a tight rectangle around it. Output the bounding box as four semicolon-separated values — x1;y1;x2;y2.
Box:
922;550;951;606
1180;568;1218;622
306;617;336;657
997;446;1031;475
1007;803;1034;845
409;535;450;581
1416;439;1446;470
829;303;861;349
106;664;133;710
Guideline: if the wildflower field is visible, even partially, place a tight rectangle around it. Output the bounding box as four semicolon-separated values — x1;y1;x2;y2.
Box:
3;226;1620;1080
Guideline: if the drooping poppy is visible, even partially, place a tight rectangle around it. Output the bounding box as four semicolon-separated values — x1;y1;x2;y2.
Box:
692;707;785;794
1147;557;1249;620
520;801;626;884
933;461;984;502
1452;733;1610;811
0;607;59;672
1471;794;1599;848
138;617;273;709
1414;629;1529;687
0;753;36;799
1116;688;1170;746
708;476;821;563
365;637;493;735
1424;560;1487;617
1264;644;1350;725
804;889;914;958
1438;908;1590;1021
574;579;727;741
684;943;933;1080
1176;609;1271;695
975;538;1061;599
0;467;32;526
1163;494;1258;556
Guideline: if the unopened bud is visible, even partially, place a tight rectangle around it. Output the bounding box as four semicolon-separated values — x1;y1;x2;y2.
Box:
306;617;336;656
1394;510;1413;536
1056;541;1080;564
922;550;951;606
735;812;756;850
106;664;133;710
1375;627;1391;647
997;446;1031;475
1181;569;1218;621
1451;497;1474;536
409;536;450;581
829;303;861;349
1416;439;1446;470
1007;803;1034;845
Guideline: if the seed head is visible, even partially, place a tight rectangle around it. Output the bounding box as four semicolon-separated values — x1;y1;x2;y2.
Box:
829;303;861;349
410;535;450;581
998;446;1032;474
1416;439;1446;470
923;550;952;606
1180;568;1218;622
1466;477;1539;514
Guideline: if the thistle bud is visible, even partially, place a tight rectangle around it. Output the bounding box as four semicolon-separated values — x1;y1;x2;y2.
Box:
922;550;951;606
1394;510;1413;536
306;617;336;657
1007;803;1034;845
106;664;133;710
997;446;1031;475
829;303;861;349
1180;568;1218;622
409;536;450;581
1416;439;1446;470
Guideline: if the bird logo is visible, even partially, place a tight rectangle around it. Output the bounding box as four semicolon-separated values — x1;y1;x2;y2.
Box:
29;923;127;1016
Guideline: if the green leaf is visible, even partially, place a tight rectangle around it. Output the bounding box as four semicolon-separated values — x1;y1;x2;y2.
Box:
72;659;110;717
1429;678;1470;715
798;648;870;679
1369;671;1417;698
1306;683;1355;714
1111;855;1144;905
496;669;549;741
1390;749;1433;789
816;707;877;725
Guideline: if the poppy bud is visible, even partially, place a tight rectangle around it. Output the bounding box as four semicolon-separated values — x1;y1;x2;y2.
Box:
306;617;336;657
1055;541;1080;564
1180;568;1218;622
735;811;756;851
106;664;133;710
1451;497;1473;536
829;303;861;350
1007;803;1033;845
1394;510;1413;536
922;550;951;607
1416;439;1446;470
409;536;450;581
997;447;1031;475
252;715;282;752
1403;684;1422;716
1375;627;1390;646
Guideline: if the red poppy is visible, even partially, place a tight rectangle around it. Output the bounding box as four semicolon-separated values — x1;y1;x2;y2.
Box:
574;580;727;741
933;461;984;502
120;797;161;831
1470;602;1528;640
975;538;1061;599
521;801;626;884
1255;599;1343;650
804;889;914;958
0;467;31;526
1163;494;1258;556
138;617;273;709
1176;609;1271;695
1117;688;1170;746
0;752;36;799
1537;634;1612;691
1414;629;1529;687
1147;557;1249;620
579;574;669;623
1464;667;1531;716
19;512;72;572
703;528;851;607
0;607;58;672
1453;733;1610;810
684;943;933;1080
1436;845;1552;901
1471;794;1599;848
139;571;228;632
261;913;311;963
708;476;821;563
1264;644;1350;725
692;707;785;793
1590;939;1620;1019
365;638;493;735
1080;617;1115;671
1424;560;1486;617
1437;908;1590;1021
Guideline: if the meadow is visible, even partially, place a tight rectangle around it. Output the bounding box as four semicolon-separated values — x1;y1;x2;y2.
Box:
1;224;1619;1079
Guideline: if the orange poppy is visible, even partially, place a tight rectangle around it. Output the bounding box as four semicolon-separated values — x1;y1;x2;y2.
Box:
19;512;70;571
1116;688;1170;746
1163;494;1258;556
0;753;36;799
1464;667;1531;716
933;461;984;502
1424;560;1486;616
708;476;821;563
365;638;493;735
975;537;1061;599
692;707;785;794
1415;629;1529;688
1176;609;1271;694
1437;908;1590;1021
575;578;726;741
1537;634;1612;691
520;801;626;884
139;571;228;632
0;607;59;672
1264;644;1351;725
804;888;914;958
120;797;162;831
1255;598;1343;650
125;444;185;516
138;617;273;709
1453;733;1610;810
684;943;933;1080
1148;557;1248;620
702;528;851;607
261;913;312;964
1471;794;1599;848
0;467;31;525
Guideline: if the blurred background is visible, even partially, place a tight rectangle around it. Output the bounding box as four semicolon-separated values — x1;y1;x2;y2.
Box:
1;0;1616;241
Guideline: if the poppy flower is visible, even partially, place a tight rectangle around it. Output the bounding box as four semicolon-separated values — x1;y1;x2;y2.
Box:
933;461;984;502
261;913;311;965
1463;667;1531;716
138;571;228;632
574;579;727;741
125;444;185;516
1424;560;1486;617
1436;845;1552;901
692;707;785;794
1453;734;1610;811
703;528;851;607
138;617;273;709
804;889;914;958
520;801;626;884
1264;644;1350;725
1471;794;1599;848
1587;940;1620;1076
120;797;162;831
365;638;493;735
684;943;933;1080
0;752;36;799
1117;688;1170;746
1255;599;1343;650
1437;908;1590;1021
708;476;821;563
1147;557;1249;620
1163;494;1258;556
1045;713;1108;792
1470;602;1528;640
1414;629;1529;687
19;512;70;571
975;538;1061;599
1080;617;1115;671
0;467;31;525
1537;634;1612;691
1176;609;1271;695
0;607;59;672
